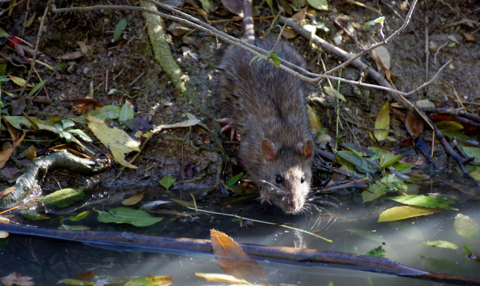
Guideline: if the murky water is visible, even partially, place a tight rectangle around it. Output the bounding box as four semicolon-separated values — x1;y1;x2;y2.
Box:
1;187;480;286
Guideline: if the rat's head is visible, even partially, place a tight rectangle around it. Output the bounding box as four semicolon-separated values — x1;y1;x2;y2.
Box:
258;138;314;214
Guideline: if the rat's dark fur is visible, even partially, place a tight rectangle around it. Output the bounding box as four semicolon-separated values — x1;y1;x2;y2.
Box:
218;39;314;214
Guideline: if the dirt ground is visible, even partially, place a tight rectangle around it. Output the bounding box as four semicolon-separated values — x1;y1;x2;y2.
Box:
1;0;479;207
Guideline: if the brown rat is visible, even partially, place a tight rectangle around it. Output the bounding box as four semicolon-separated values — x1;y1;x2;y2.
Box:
217;39;314;214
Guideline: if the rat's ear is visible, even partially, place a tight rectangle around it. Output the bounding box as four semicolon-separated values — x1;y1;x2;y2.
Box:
299;139;314;159
261;139;277;160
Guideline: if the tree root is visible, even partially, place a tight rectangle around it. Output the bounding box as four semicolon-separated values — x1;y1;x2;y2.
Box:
0;151;111;207
140;0;187;95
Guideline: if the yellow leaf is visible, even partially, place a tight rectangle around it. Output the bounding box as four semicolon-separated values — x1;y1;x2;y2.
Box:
25;145;36;160
307;105;322;135
378;206;438;222
86;114;140;168
8;75;34;88
111;148;138;169
122;193;144;206
194;273;243;283
374;100;390;141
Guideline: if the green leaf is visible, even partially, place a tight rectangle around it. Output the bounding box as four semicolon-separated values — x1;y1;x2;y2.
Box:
268;53;280;68
68;129;93;142
374;101;390;141
424;240;458;250
69;211;90;222
119;103;134;122
0;27;9;37
57;62;68;70
346;229;385;242
198;0;213;11
3;116;37;131
306;0;328;11
454;213;479;239
463;147;480;163
324;86;346;101
378;206;438;222
58;224;90;231
392;162;414;172
363;16;385;30
387;195;459;210
95;207;163;227
335;150;375;173
160;173;176;190
21;211;50;221
39;188;85;209
466;165;480;182
113;19;128;41
250;54;266;65
362;178;387;202
226;172;243;187
61;119;75;130
27;79;48;97
464;245;473;255
366;246;386;257
435;121;463;131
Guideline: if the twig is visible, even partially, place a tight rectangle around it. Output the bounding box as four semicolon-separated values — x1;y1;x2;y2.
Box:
18;0;50;99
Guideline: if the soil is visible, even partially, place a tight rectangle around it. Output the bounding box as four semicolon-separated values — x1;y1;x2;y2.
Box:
0;0;479;208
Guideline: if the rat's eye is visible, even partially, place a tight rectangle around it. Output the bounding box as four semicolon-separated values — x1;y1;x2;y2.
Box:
301;176;305;184
276;175;283;184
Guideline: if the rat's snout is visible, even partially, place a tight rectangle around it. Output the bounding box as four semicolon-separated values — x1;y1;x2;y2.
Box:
284;194;304;213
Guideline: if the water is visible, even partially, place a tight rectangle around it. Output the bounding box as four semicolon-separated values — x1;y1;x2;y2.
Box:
1;190;479;285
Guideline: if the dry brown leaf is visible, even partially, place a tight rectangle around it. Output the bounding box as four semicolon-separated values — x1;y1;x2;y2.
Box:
77;41;90;54
462;32;475;42
282;7;308;39
59;50;85;60
390;105;406;123
167;23;191;37
0;187;14;200
0;133;26;169
122;193;145;206
59;42;92;60
405;111;424;139
210;229;265;281
221;0;243;16
371;46;391;74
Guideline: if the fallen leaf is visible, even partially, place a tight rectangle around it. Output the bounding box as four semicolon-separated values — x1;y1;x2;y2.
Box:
113;19;128;41
122;193;145;206
1;273;34;286
378;206;438;222
168;22;191;37
8;74;34;88
25;145;36;160
210;229;265;280
448;34;460;44
86;114;140;168
221;0;243;16
194;273;243;283
0;133;26;169
371;46;391;74
374;101;390;141
424;240;458;250
405;111;424;139
96;207;163;227
306;0;328;10
462;32;475;42
454;213;479;239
